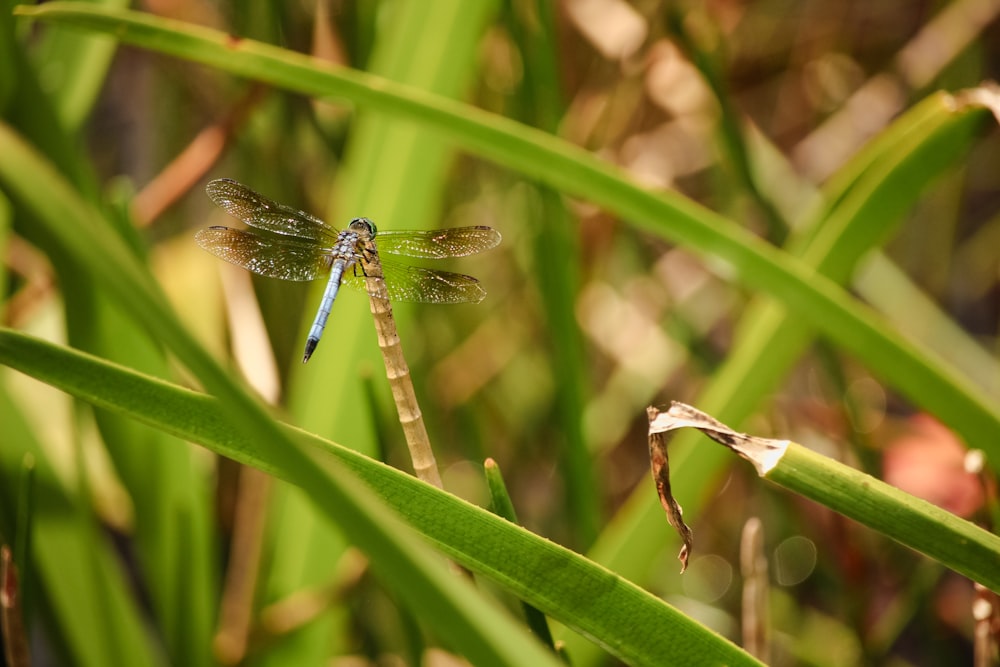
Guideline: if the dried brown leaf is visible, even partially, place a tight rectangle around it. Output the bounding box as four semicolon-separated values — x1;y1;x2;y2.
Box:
646;402;790;572
646;406;694;573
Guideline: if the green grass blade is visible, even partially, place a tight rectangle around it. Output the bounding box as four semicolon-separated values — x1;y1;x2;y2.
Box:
649;404;1000;593
507;0;599;545
854;251;1000;399
27;0;127;132
0;328;764;667
8;27;219;664
13;451;36;628
484;458;558;652
768;443;1000;593
56;218;217;667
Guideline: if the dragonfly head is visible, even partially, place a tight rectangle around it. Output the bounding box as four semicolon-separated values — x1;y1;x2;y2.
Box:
348;217;377;238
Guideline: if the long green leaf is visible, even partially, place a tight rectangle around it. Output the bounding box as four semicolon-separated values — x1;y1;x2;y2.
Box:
508;0;599;546
0;327;762;667
770;443;1000;593
29;0;127;132
15;2;1000;462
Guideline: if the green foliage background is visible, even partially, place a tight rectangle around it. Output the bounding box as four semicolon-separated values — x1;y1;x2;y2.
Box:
1;2;999;666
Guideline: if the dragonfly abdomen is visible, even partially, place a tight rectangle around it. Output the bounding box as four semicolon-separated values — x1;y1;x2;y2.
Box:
304;230;366;362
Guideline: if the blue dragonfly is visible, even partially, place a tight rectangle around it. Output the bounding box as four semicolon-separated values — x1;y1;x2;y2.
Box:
196;179;501;363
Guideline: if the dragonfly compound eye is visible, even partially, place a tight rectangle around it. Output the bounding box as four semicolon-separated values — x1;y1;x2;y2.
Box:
349;217;377;237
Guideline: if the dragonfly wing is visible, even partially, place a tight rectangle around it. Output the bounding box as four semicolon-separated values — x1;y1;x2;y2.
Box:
375;226;501;259
195;227;329;281
206;179;339;243
341;260;486;303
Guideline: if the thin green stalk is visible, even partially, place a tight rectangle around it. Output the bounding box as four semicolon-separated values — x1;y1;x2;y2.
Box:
13;454;34;622
484;459;558;653
503;0;598;545
664;6;788;243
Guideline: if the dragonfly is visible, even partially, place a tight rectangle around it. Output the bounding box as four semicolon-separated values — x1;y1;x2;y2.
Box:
196;178;501;363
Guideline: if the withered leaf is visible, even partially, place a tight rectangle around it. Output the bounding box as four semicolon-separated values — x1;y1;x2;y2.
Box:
646;401;789;572
647;406;694;573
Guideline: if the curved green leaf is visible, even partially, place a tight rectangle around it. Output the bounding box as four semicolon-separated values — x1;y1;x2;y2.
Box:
0;328;761;667
15;2;1000;461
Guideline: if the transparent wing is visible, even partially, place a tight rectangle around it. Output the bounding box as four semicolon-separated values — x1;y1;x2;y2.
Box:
375;226;502;259
206;178;339;243
195;227;330;281
341;260;487;304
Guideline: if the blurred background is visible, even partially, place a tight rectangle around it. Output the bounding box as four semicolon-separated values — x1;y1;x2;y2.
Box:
4;0;1000;665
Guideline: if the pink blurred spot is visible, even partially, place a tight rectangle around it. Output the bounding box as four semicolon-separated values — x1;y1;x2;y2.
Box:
883;415;984;517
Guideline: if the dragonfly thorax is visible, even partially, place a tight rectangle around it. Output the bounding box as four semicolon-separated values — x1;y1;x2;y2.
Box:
348;217;376;238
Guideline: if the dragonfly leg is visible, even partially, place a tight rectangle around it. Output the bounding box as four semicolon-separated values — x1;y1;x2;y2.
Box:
357;246;378;275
